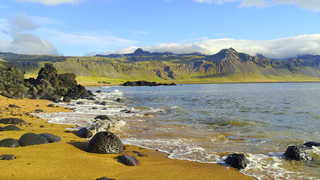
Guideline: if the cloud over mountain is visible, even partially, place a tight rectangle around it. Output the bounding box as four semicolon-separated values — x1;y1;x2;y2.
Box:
116;34;320;58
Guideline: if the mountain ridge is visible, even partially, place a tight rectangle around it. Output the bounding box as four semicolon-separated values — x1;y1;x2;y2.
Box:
2;48;320;85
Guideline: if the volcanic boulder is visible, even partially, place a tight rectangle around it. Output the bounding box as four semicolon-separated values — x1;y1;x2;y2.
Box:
87;131;124;154
225;153;249;170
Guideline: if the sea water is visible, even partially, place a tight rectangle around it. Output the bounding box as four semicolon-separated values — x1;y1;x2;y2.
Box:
38;83;320;180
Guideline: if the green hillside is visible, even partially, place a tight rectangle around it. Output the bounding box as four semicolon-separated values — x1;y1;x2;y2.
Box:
1;48;320;85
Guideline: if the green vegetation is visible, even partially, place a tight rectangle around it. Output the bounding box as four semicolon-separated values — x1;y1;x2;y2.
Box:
2;48;320;85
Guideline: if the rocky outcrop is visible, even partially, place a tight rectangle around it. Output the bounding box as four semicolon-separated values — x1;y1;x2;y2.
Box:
122;81;176;86
0;63;28;98
225;153;249;170
0;62;92;101
87;131;124;154
24;64;93;102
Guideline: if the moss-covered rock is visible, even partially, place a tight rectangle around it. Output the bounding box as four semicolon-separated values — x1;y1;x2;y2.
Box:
0;62;92;101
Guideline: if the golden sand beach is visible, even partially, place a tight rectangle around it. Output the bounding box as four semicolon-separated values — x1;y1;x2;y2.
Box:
0;96;252;180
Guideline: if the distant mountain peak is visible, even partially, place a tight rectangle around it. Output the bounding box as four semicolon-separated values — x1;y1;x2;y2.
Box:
217;48;238;55
133;48;150;55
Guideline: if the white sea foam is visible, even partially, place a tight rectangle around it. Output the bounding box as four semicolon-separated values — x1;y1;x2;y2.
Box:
34;87;319;180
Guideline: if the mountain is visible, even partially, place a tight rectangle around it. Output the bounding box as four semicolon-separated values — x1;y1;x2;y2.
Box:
1;48;320;85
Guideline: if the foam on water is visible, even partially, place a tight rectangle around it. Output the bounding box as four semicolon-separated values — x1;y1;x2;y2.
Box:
34;85;320;180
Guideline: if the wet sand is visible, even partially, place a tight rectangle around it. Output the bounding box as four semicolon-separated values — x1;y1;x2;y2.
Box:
0;96;253;180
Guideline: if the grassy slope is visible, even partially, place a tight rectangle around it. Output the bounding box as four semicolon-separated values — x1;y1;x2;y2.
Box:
16;55;320;85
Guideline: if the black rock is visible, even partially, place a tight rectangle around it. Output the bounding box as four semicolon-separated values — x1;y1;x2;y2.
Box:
100;101;107;106
47;104;56;107
284;145;312;161
0;154;16;160
117;155;139;166
8;104;21;108
0;125;21;131
76;128;93;138
122;81;176;87
96;177;115;180
304;141;320;148
95;115;110;121
225;153;249;170
34;109;44;113
18;133;49;146
0;138;20;148
39;133;61;143
87;131;124;154
96;90;102;93
0;118;26;125
76;101;85;105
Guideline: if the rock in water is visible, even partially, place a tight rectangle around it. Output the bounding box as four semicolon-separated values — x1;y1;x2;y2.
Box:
117;155;139;166
95;115;110;121
19;133;49;146
225;153;249;170
0;118;26;125
304;141;320;148
0;125;21;131
284;145;312;161
0;154;16;160
122;81;176;87
39;133;61;143
76;128;93;138
0;138;20;148
87;131;124;154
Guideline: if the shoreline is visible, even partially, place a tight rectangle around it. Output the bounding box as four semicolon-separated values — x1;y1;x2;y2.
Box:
0;96;253;180
81;80;320;87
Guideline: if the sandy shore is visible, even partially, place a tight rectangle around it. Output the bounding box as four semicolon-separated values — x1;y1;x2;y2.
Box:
0;96;253;180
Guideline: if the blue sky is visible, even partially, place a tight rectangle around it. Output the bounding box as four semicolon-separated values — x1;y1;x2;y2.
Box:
0;0;320;58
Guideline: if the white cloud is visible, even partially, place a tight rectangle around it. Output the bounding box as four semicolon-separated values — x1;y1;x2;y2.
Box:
116;34;320;58
193;0;320;11
0;15;57;55
0;15;136;55
37;28;138;55
16;0;81;5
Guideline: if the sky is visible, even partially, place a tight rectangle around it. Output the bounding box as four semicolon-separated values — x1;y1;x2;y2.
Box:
0;0;320;58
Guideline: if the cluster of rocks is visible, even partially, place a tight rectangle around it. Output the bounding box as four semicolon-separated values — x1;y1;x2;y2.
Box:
0;133;61;148
122;81;176;87
0;62;92;102
283;142;320;161
224;141;320;170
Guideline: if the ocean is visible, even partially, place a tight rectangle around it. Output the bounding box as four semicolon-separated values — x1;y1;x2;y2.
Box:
38;83;320;180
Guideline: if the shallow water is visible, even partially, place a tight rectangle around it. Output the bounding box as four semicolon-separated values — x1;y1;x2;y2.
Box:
99;83;320;179
38;83;320;180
